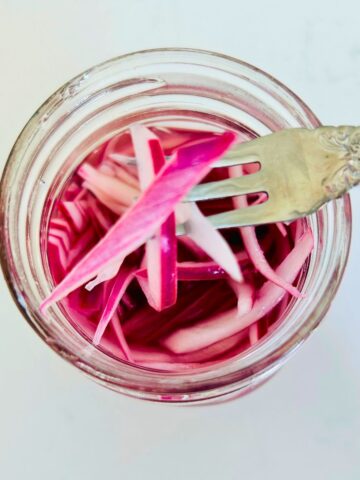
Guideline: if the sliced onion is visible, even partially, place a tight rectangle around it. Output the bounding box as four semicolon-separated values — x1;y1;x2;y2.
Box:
230;165;301;297
85;259;124;291
93;266;135;351
181;203;242;282
40;132;236;312
130;124;178;310
163;229;313;354
78;163;139;207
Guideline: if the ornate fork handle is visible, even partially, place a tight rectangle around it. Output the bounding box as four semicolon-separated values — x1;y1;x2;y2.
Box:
318;126;360;198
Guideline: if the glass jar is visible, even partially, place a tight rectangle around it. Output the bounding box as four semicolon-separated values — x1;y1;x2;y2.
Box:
0;49;351;403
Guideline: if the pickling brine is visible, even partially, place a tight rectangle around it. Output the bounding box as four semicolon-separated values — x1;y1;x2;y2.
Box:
42;125;313;371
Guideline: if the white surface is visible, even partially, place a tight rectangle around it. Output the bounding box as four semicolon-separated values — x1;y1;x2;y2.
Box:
0;1;359;479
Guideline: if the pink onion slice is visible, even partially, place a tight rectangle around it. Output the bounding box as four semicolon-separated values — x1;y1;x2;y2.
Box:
109;312;133;360
86;196;113;231
136;262;225;282
60;201;88;233
48;227;72;252
134;329;248;367
131;124;178;310
230;165;301;297
102;159;139;188
163;307;239;354
85;259;124;291
163;229;313;354
228;280;254;316
67;227;96;266
78;163;139;207
81;180;127;215
181;203;242;282
104;127;217;160
136;248;250;283
93;266;135;351
40;131;236;311
251;194;287;237
48;235;68;272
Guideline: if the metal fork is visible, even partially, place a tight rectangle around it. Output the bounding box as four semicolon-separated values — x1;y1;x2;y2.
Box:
184;126;360;229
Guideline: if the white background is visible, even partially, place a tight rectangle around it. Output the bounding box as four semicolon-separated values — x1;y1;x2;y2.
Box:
0;1;359;479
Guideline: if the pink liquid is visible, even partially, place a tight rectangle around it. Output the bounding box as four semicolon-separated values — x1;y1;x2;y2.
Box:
44;127;309;371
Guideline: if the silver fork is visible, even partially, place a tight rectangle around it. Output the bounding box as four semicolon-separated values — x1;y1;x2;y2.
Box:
184;126;360;229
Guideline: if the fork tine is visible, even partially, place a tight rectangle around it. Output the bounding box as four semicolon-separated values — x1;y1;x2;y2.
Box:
207;201;282;229
128;154;258;168
185;172;265;201
212;138;263;168
212;154;259;168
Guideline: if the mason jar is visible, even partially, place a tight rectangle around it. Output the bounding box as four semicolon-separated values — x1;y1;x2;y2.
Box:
0;48;351;403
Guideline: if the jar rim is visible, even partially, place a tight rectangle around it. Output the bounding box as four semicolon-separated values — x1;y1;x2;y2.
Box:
0;48;352;402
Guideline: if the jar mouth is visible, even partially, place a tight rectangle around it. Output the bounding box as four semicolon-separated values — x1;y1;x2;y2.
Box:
0;48;352;402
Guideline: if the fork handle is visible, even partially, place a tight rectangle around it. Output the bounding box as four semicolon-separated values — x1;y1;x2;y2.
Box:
318;126;360;198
